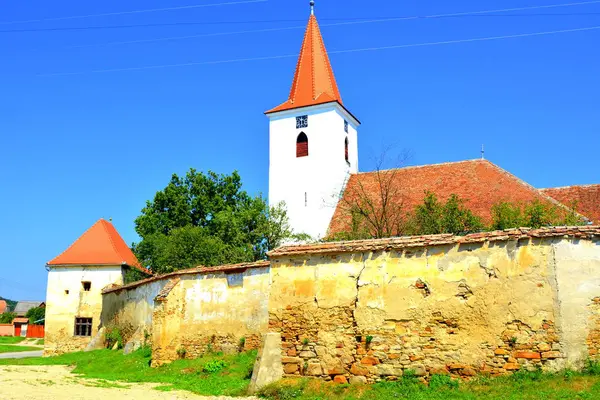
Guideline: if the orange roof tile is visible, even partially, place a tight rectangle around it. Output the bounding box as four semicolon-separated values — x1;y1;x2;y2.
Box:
0;300;6;314
266;14;343;114
47;219;150;275
270;226;600;257
328;159;579;236
542;184;600;224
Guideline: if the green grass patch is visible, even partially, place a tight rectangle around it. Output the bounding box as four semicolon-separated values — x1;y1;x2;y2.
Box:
36;339;45;345
258;370;600;400
0;345;41;353
0;337;27;345
0;347;256;396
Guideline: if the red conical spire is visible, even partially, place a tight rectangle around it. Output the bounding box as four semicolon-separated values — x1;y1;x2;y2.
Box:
266;10;343;114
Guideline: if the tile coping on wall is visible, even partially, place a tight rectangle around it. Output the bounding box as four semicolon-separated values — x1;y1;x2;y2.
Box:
102;260;271;294
268;226;600;257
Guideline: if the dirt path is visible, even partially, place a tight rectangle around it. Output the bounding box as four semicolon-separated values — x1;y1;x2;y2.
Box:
0;366;258;400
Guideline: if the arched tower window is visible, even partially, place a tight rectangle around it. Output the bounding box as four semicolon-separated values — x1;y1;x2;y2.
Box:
344;137;349;162
297;132;308;157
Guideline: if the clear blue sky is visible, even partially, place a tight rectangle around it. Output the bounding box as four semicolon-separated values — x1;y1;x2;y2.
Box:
1;0;598;301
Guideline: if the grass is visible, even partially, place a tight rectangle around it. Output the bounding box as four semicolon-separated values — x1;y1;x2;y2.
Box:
36;339;44;345
2;348;600;399
0;347;256;396
0;337;27;345
0;345;41;353
258;368;600;400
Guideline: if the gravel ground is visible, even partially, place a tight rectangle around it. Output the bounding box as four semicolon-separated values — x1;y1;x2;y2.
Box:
0;365;258;400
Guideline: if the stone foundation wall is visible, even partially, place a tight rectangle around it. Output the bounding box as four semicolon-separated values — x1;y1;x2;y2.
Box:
268;234;600;382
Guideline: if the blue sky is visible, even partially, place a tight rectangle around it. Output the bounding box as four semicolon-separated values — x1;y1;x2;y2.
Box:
1;0;599;301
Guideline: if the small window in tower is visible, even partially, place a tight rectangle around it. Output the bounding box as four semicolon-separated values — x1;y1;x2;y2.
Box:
344;120;348;133
65;290;69;295
82;281;91;291
296;115;308;129
74;317;93;337
296;132;308;157
345;137;349;163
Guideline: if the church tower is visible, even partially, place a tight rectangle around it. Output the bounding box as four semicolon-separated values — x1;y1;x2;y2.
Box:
266;1;360;239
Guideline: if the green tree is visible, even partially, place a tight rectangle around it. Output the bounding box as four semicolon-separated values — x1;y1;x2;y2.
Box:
412;192;483;235
491;202;526;230
0;312;16;324
491;200;585;230
25;307;45;325
133;169;305;275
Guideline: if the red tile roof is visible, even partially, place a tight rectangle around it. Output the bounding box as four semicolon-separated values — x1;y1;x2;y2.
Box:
265;15;342;114
47;219;150;275
541;185;600;224
270;226;600;257
328;159;576;236
0;300;6;314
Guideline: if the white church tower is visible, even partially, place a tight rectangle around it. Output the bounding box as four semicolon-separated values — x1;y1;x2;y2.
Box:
266;1;360;239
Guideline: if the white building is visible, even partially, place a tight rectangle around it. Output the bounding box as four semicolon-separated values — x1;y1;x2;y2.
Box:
265;6;360;240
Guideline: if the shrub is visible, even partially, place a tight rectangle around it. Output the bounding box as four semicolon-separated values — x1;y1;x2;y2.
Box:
238;337;246;352
25;307;45;325
584;359;600;375
0;312;16;324
412;192;483;235
302;338;309;346
176;346;187;359
105;327;123;350
365;335;374;347
202;359;227;373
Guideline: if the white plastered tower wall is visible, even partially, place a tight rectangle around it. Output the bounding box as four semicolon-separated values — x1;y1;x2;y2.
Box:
44;265;124;355
268;102;359;239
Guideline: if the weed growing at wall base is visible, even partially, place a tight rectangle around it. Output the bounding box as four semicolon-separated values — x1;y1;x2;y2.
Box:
259;368;600;400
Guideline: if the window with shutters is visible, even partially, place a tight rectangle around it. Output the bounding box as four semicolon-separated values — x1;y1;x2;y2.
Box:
296;132;308;157
74;317;93;337
344;137;349;163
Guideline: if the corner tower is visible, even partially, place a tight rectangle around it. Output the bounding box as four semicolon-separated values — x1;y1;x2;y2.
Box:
266;1;360;239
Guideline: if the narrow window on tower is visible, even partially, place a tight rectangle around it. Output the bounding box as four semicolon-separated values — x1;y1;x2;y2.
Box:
345;137;349;163
344;120;348;133
296;115;308;129
296;132;308;157
305;192;308;207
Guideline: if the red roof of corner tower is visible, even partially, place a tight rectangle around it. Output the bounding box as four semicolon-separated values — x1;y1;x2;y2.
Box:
47;219;150;274
266;13;343;114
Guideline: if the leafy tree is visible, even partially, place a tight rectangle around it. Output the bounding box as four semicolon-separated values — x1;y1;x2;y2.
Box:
25;307;45;325
412;192;483;235
124;268;149;285
490;202;525;230
0;312;16;324
133;169;305;275
491;200;585;230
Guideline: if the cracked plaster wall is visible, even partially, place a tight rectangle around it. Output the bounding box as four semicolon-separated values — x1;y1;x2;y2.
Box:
269;237;600;381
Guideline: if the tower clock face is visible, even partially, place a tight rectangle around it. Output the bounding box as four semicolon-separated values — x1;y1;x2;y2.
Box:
296;115;308;129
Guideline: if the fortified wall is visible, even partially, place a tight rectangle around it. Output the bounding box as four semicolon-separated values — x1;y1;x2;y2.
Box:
99;227;600;381
101;261;270;365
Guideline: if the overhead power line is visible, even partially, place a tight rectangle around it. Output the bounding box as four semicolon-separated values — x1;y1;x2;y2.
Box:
49;0;600;50
2;12;600;33
39;25;600;77
0;0;268;26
